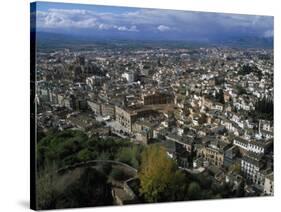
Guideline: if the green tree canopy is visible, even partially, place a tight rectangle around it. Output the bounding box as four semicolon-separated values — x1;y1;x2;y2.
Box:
117;145;142;169
139;144;186;202
187;182;201;200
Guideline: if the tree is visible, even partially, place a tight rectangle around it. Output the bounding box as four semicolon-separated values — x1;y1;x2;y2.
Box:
117;146;141;168
237;85;247;95
229;163;241;174
253;97;273;120
77;148;92;161
196;173;212;189
236;178;245;197
110;168;127;181
238;64;257;75
37;130;135;171
215;89;224;104
36;164;59;210
37;130;88;170
56;168;113;208
101;163;112;175
139;144;186;202
187;182;201;200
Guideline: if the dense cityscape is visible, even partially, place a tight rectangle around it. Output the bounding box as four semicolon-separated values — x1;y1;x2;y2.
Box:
35;42;273;209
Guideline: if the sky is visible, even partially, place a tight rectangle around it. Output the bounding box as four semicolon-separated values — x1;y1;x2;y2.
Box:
33;1;274;42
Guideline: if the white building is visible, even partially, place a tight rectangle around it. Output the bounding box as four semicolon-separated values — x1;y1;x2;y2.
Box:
241;155;264;185
122;72;135;83
233;136;272;155
264;172;274;195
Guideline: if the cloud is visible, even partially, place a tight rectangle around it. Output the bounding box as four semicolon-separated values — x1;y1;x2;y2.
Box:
129;25;138;32
36;7;273;39
157;25;170;32
37;9;98;28
115;25;139;32
36;9;138;31
98;23;111;30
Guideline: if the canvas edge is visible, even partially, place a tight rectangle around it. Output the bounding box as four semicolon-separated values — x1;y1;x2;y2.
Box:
30;1;37;211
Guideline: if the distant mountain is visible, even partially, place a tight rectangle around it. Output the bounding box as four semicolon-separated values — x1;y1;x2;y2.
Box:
213;36;273;49
35;31;273;50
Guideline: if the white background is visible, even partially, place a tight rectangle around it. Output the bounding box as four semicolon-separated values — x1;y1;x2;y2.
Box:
0;0;279;211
